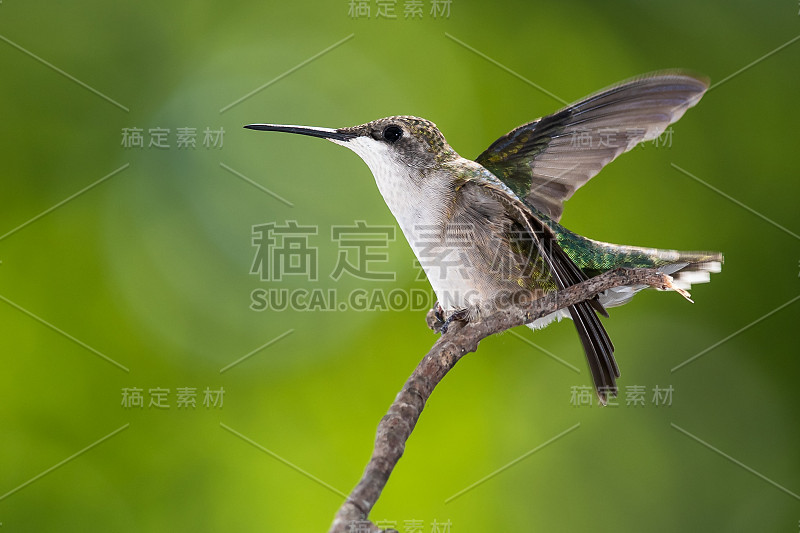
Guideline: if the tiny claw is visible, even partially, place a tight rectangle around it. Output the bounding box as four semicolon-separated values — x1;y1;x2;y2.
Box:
433;301;446;324
440;308;468;334
427;302;447;333
675;288;694;303
665;276;694;303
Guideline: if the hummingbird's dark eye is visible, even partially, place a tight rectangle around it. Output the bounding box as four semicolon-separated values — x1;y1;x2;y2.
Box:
382;125;403;143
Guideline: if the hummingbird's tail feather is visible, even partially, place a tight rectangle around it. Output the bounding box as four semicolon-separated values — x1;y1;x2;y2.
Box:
661;254;723;291
538;229;721;403
589;247;723;308
566;302;618;404
533;225;620;404
550;225;723;308
524;301;619;405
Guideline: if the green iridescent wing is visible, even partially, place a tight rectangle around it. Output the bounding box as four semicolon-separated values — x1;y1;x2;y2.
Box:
475;71;709;222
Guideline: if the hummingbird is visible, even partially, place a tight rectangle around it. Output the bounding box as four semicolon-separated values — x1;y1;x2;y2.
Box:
245;71;723;403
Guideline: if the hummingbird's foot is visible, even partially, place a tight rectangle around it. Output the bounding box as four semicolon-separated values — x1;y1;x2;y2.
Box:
426;302;447;333
440;308;469;335
433;301;446;323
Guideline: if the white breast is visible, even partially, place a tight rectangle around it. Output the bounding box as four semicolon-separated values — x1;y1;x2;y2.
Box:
337;137;481;310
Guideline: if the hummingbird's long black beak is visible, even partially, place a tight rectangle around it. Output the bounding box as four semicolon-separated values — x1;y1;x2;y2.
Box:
244;123;356;142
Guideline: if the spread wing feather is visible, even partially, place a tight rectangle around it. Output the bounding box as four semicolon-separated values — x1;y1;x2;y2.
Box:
476;71;708;221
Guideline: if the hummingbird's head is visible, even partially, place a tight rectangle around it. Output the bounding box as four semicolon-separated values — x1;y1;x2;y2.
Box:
245;116;458;177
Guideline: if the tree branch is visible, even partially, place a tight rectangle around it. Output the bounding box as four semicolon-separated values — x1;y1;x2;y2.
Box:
328;268;684;533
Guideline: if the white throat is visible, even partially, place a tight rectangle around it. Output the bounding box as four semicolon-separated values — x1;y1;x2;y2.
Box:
332;136;432;234
333;136;479;310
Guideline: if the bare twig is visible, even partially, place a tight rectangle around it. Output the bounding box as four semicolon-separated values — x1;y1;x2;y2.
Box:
328;268;679;533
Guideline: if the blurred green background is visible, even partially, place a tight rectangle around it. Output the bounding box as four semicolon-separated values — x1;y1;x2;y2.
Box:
1;0;799;531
